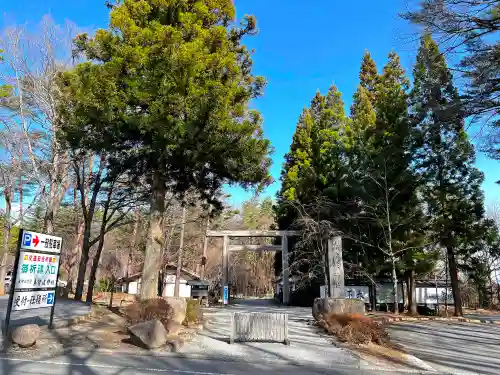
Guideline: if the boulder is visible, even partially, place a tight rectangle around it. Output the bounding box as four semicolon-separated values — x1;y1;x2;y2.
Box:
11;324;41;348
128;320;168;349
164;297;187;324
164;320;183;336
312;297;365;321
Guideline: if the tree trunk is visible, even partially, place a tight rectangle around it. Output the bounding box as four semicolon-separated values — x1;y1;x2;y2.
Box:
109;277;115;309
18;176;23;227
0;187;12;295
200;214;210;280
174;207;186;297
447;246;463;316
86;228;106;303
125;207;141;293
140;170;165;300
43;178;67;235
74;220;92;301
392;257;399;315
408;269;417;315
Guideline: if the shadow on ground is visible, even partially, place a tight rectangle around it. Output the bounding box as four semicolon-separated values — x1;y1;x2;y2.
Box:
388;321;500;375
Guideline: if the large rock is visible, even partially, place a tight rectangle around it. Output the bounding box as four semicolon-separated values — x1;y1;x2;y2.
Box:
11;324;41;348
164;297;187;324
165;320;183;336
128;320;168;349
312;297;365;321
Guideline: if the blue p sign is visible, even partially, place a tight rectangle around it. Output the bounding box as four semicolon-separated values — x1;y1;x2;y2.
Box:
46;292;54;305
23;233;32;247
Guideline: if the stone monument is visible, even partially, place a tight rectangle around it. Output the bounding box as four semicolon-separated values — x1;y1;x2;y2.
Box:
312;236;365;320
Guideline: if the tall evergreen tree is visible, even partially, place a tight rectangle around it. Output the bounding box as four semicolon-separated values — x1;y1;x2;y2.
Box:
411;35;486;316
278;108;314;205
359;51;378;104
350;85;376;132
58;0;272;299
355;52;424;313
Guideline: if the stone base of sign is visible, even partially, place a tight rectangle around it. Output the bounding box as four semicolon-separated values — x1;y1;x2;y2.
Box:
312;297;365;321
11;324;41;348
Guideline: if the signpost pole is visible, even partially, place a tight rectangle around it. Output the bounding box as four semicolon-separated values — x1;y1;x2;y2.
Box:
4;229;24;339
49;238;63;330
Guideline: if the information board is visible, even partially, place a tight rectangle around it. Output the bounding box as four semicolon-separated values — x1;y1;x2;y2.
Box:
20;231;62;253
14;251;60;290
5;229;63;334
10;290;55;311
223;285;229;305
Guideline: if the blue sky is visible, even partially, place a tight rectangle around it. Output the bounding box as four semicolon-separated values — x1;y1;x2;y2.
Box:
2;0;499;208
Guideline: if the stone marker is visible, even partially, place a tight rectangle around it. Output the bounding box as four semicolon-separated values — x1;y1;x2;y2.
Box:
312;297;365;321
11;324;41;348
164;297;187;324
128;320;168;349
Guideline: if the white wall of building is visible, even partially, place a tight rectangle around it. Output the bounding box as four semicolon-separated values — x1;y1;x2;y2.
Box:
416;286;454;304
128;281;139;295
124;274;192;297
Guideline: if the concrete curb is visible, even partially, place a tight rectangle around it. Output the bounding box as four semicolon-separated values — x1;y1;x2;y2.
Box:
370;315;500;325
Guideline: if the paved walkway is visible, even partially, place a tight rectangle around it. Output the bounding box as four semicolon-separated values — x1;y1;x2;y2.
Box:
0;351;435;375
0;296;91;330
182;299;359;370
388;320;500;375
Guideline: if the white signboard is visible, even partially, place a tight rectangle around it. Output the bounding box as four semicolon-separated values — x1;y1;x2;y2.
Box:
11;290;55;311
20;231;62;253
345;286;370;302
15;251;60;289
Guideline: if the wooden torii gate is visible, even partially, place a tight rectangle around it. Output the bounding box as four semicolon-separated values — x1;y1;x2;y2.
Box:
206;230;299;305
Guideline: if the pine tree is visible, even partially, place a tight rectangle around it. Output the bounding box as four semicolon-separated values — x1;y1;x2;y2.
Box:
359;51;378;104
278;108;314;205
350;85;376;132
357;52;423;313
314;84;348;194
59;0;272;299
411;35;487;316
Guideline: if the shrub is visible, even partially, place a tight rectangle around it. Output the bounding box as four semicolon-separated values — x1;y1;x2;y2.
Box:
319;313;390;345
417;305;437;316
184;298;204;325
124;298;173;329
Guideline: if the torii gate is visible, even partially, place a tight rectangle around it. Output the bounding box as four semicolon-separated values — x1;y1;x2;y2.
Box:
206;230;300;305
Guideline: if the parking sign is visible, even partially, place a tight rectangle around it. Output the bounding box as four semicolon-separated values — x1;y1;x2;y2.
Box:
23;233;32;247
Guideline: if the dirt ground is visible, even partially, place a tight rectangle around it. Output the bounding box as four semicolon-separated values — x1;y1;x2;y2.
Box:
6;306;197;358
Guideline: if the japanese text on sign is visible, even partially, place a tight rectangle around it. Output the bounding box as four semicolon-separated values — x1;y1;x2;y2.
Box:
15;251;60;289
11;290;55;311
21;231;62;253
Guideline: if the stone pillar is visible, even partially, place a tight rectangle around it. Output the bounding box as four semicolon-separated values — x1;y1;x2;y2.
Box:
327;236;344;299
282;235;289;305
221;235;228;302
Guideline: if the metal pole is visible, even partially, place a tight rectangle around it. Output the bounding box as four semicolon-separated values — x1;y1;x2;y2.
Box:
49;237;64;329
222;235;228;304
5;229;24;338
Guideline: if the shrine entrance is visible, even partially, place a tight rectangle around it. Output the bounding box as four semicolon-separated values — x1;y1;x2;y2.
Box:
205;230;299;305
